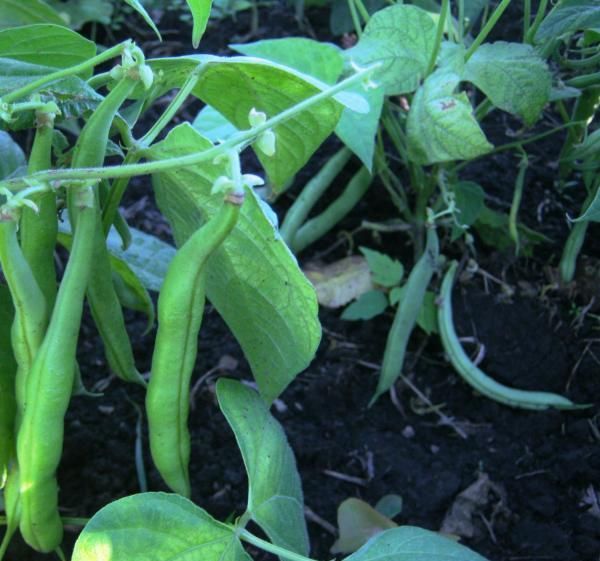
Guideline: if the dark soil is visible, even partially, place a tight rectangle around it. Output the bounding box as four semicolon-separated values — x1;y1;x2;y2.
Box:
5;3;600;561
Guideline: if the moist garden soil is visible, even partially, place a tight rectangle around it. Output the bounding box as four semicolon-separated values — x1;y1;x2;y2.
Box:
6;4;600;561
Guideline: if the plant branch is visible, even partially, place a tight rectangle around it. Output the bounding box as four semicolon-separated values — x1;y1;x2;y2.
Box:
239;529;317;561
465;0;511;61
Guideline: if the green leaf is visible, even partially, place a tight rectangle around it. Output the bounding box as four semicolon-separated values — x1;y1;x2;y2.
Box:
331;498;397;555
45;0;113;29
217;379;309;556
407;70;492;164
345;5;437;95
389;288;438;335
344;526;490;561
437;42;466;75
186;0;212;48
336;84;384;171
106;227;175;292
148;123;321;402
374;495;403;519
567;128;600;168
0;132;25;180
330;0;386;36
147;55;345;190
0;24;96;74
0;0;65;30
463;0;489;24
359;247;403;287
341;290;388;321
535;0;600;42
464;42;551;126
231;38;344;85
193;105;238;142
122;0;162;40
451;180;485;239
72;492;251;561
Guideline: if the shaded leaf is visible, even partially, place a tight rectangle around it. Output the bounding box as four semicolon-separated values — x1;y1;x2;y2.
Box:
341;290;388;321
45;0;113;28
536;0;600;42
360;246;403;287
375;495;403;519
217;379;309;556
0;0;65;30
0;131;25;180
193;105;238;142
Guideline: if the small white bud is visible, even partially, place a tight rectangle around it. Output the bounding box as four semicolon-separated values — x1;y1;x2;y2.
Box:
248;107;267;127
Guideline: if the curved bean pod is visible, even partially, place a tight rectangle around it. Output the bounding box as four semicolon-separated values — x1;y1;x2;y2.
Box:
438;261;590;410
370;226;439;406
146;195;243;497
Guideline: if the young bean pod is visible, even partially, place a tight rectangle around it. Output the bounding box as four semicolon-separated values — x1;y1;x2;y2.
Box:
370;226;439;406
438;261;589;410
146;194;244;498
17;185;97;552
0;284;16;489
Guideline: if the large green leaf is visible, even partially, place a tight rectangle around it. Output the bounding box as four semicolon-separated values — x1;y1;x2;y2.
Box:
344;526;489;561
535;0;600;42
464;42;550;126
231;38;344;85
193;105;239;142
217;379;309;556
147;123;321;402
0;0;65;30
345;4;437;95
407;71;492;164
146;55;347;190
72;493;250;561
45;0;113;29
0;24;96;74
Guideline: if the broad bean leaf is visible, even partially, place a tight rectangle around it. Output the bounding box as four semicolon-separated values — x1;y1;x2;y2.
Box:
344;526;489;561
341;290;388;321
451;180;485;239
146;56;347;190
106;226;175;292
0;0;65;29
359;247;403;287
122;0;162;40
0;132;26;180
345;5;437;95
230;39;380;169
464;42;551;126
438;42;466;75
0;24;96;75
463;0;488;24
217;379;309;556
193;105;238;142
535;0;600;42
231;38;344;85
407;71;492;164
45;0;113;29
186;0;212;48
72;493;251;561
147;123;321;402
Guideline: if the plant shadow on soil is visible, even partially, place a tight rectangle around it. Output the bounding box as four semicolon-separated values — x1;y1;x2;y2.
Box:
6;3;600;561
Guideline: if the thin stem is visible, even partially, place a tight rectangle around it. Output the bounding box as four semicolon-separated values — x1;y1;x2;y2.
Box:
465;0;512;61
426;0;449;76
458;0;465;40
3;42;130;103
239;529;318;561
348;0;363;37
140;65;207;146
523;0;531;41
2;65;378;191
525;0;548;44
353;0;371;23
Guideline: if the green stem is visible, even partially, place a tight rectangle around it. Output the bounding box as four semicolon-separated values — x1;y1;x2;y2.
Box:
525;0;548;44
3;66;377;191
239;530;317;561
141;65;206;146
3;42;130;103
426;0;449;76
465;0;512;61
523;0;531;41
562;51;600;69
474;98;493;121
509;151;528;255
458;0;464;40
353;0;371;23
566;72;600;89
348;0;363;36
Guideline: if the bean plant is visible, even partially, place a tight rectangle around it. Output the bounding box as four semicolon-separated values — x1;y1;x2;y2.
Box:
0;1;500;561
230;0;596;408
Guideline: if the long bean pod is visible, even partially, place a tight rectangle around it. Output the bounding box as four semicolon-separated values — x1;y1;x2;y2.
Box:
17;186;97;552
370;226;439;406
146;194;243;497
438;261;589;410
0;284;16;489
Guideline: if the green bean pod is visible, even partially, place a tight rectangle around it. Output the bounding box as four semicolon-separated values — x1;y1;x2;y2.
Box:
147;196;243;497
69;76;144;386
17;185;97;552
370;226;439;407
0;284;16;490
20;112;58;311
438;261;590;410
